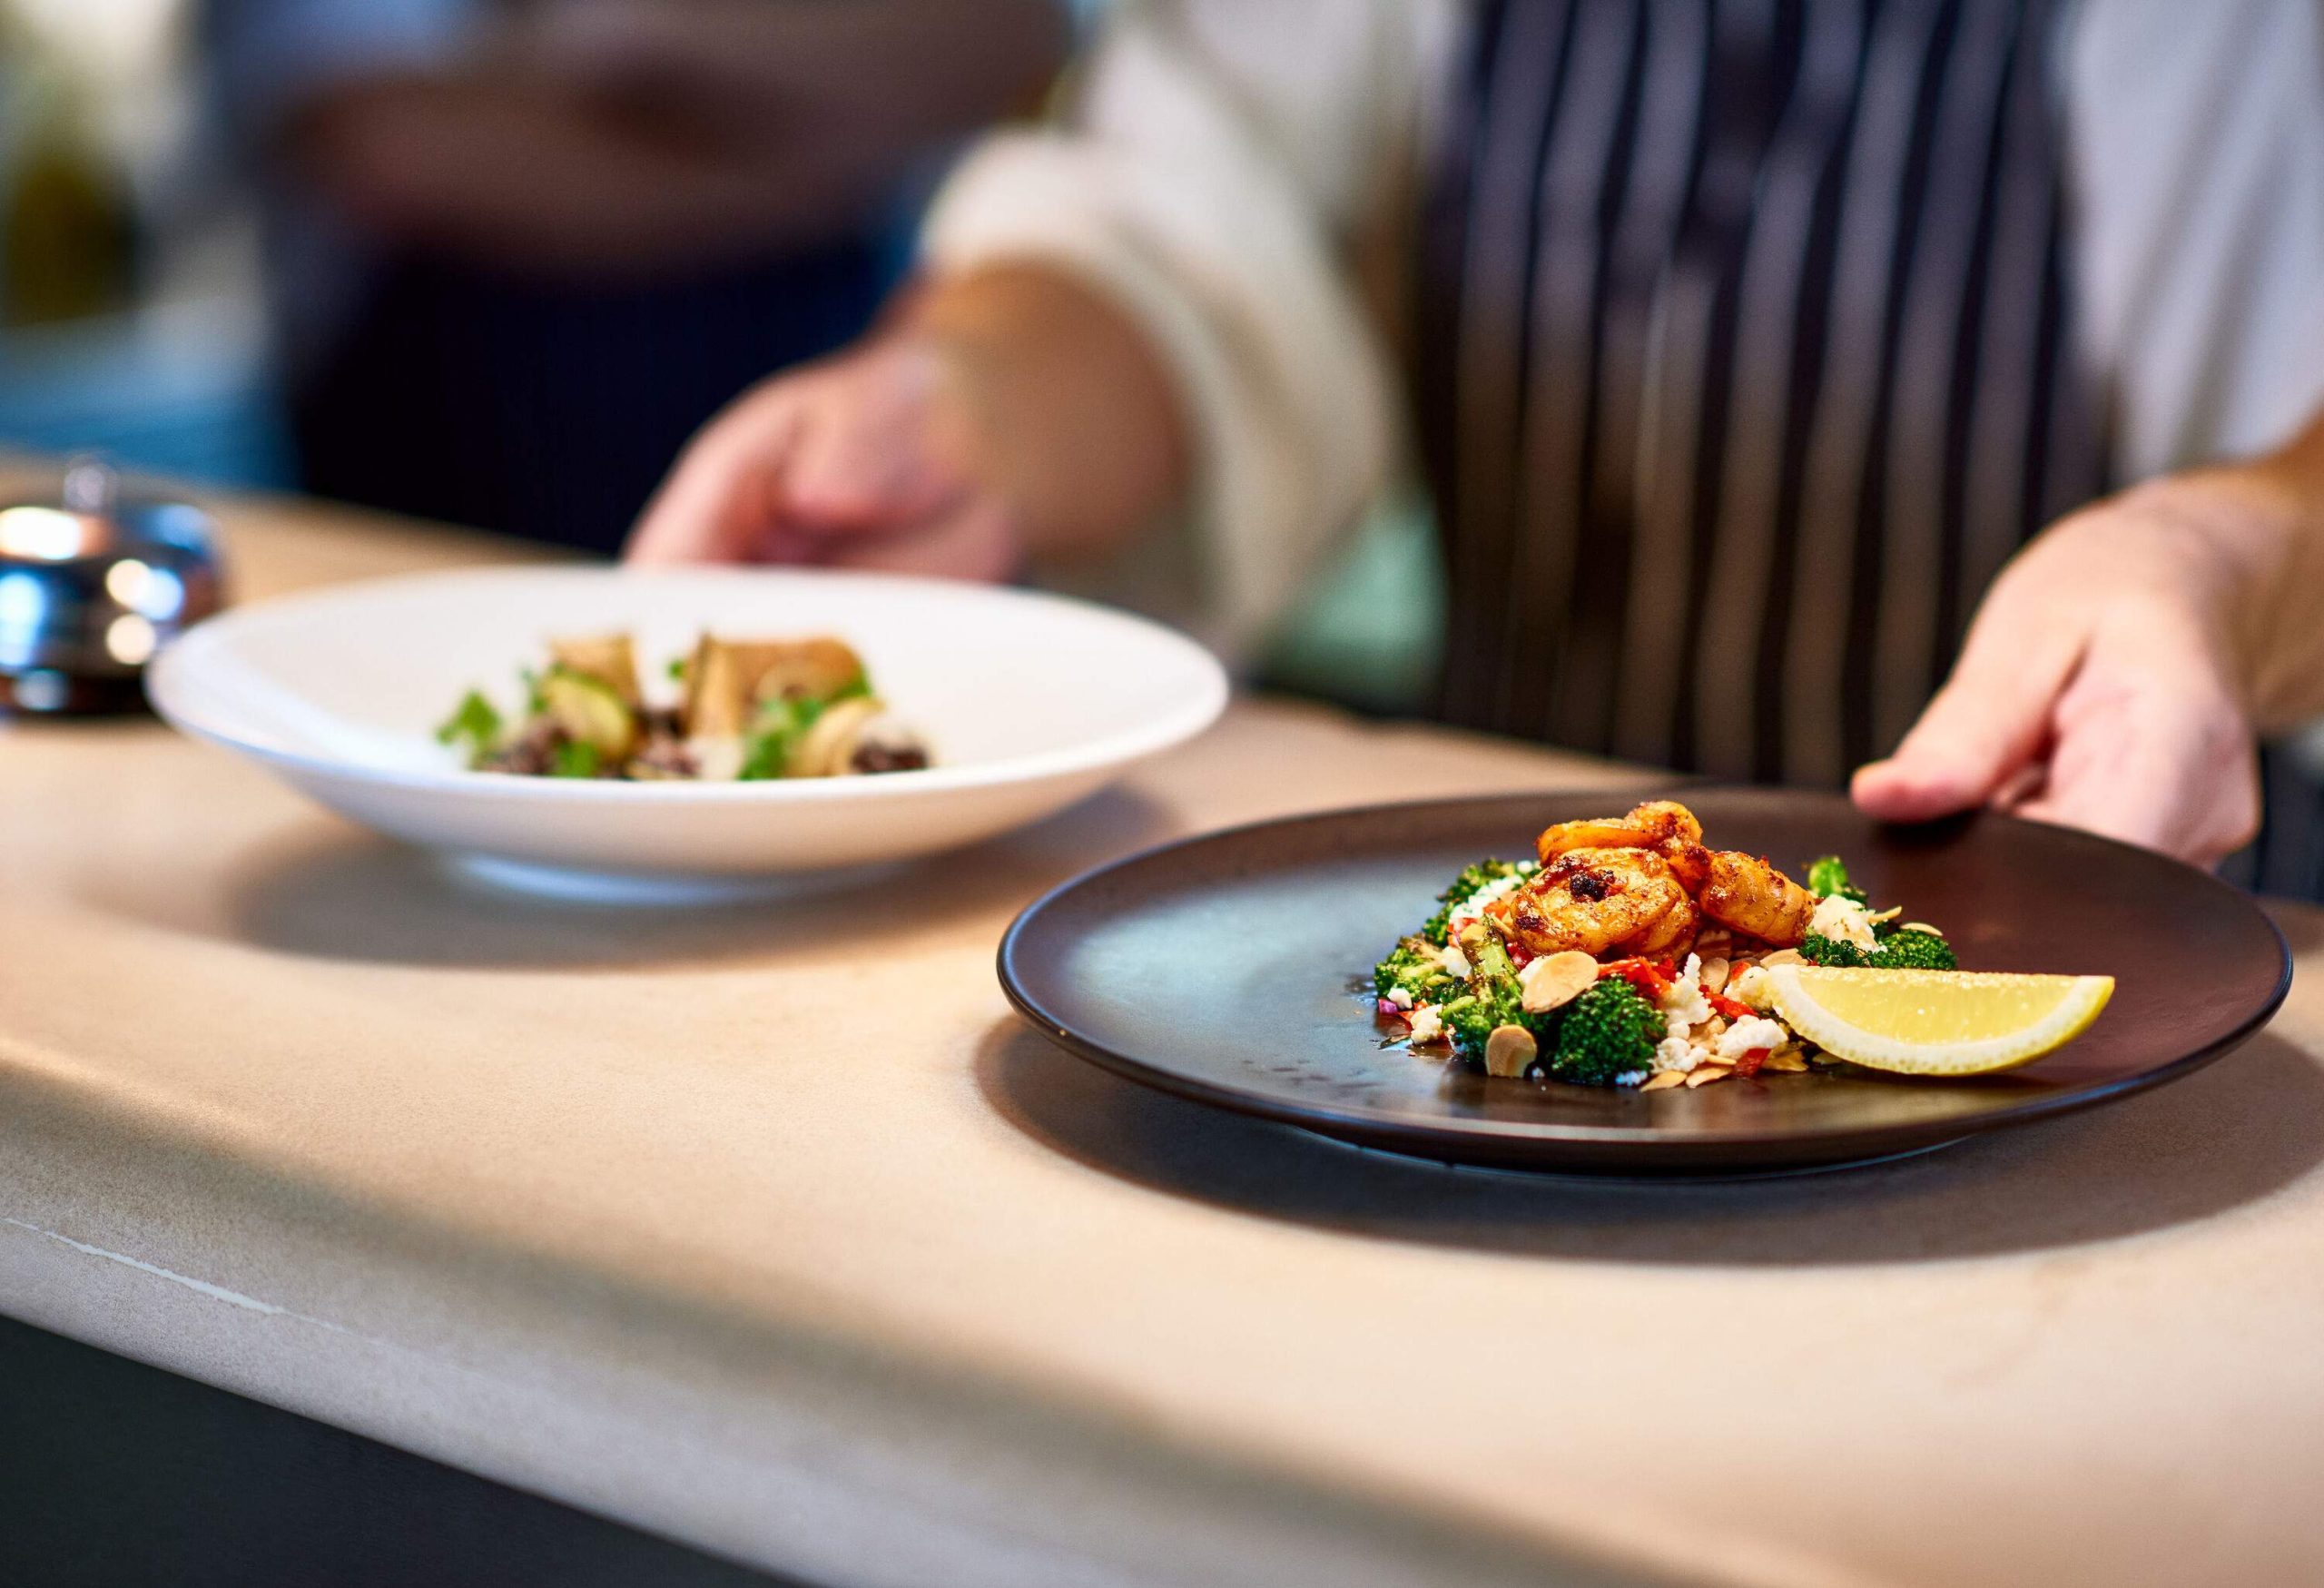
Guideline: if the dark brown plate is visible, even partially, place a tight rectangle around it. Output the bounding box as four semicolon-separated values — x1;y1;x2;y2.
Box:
997;788;2291;1175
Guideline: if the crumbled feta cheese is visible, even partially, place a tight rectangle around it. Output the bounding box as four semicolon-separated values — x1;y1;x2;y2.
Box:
1653;1035;1700;1073
1442;869;1536;939
1438;942;1472;979
1407;1007;1444;1045
1456;871;1529;914
1658;954;1710;1029
1718;1016;1789;1060
1728;964;1775;1011
688;736;747;783
1808;892;1880;951
1384;986;1413;1011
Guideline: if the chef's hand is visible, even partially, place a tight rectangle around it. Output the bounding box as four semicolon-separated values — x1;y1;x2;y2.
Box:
625;266;1187;578
1851;437;2324;866
626;333;1021;580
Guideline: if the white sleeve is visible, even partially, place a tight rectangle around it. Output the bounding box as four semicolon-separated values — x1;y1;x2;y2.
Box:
2064;0;2324;477
920;0;1439;659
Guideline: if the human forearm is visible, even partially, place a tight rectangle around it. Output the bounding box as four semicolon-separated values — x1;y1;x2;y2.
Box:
275;0;1072;272
282;75;813;270
2218;406;2324;729
899;264;1190;561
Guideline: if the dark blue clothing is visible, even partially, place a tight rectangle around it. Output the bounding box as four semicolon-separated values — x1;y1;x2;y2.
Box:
291;238;899;556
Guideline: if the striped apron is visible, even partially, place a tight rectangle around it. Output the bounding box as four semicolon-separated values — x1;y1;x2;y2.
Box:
1415;0;2107;789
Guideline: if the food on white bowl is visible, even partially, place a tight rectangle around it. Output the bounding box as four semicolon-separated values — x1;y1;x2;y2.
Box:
148;567;1227;890
441;631;931;783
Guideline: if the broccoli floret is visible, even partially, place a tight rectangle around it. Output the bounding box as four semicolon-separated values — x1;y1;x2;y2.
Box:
1438;930;1540;1055
1800;932;1866;967
1546;978;1662;1087
1801;929;1957;971
1373;936;1461;1004
1421;860;1531;944
1441;995;1515;1055
1866;929;1957;971
1805;854;1869;905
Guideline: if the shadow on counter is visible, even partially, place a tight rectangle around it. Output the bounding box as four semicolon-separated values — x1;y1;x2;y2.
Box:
74;785;1177;972
974;1021;2324;1266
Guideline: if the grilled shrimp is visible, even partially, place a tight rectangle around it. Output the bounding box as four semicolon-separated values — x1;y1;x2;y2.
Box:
1537;799;1709;889
1627;889;1700;958
1696;851;1815;946
1620;799;1702;849
1501;847;1689;958
1534;817;1657;863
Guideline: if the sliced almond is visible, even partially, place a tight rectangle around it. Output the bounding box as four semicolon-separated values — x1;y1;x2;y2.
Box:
548;634;642;705
791;696;885;778
683;636;867;737
1762;1050;1810;1072
1638;1070;1688;1092
1519;950;1599;1014
1758;948;1807;970
743;637;868;705
1699;955;1731;994
1684;1064;1733;1089
1483;1024;1538;1079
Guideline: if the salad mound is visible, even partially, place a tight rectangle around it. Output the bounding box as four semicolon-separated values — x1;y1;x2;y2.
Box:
438;632;930;782
1372;799;1960;1090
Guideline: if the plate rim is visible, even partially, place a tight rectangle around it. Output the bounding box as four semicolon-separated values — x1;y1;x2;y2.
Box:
149;565;1231;804
996;786;2293;1158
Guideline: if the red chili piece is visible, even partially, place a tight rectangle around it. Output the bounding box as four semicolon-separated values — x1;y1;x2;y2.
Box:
1597;959;1672;997
1732;1047;1771;1078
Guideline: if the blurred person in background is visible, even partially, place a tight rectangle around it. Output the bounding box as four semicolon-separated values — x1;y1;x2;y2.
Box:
626;0;2324;890
202;0;1070;552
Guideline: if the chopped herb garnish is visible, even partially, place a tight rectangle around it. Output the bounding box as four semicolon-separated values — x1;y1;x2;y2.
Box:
436;690;502;756
1805;853;1869;906
737;695;830;781
550;739;602;778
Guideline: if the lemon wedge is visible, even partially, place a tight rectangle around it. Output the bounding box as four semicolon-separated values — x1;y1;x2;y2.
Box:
1765;965;2113;1076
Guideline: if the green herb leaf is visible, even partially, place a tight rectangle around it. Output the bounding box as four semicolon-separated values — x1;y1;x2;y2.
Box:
436;690;502;758
550;739;602;778
1805;853;1869;906
736;694;831;782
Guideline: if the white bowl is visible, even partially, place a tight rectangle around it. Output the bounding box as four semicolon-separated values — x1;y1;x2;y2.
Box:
149;567;1227;893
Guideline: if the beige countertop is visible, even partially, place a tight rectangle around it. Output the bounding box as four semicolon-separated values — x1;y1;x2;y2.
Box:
3;473;2321;1588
